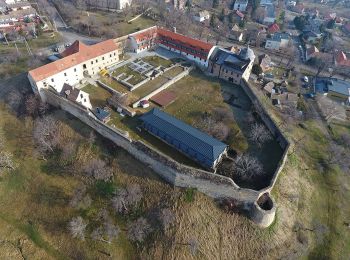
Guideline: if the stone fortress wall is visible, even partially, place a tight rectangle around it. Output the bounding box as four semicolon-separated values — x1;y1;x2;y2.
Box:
43;80;289;228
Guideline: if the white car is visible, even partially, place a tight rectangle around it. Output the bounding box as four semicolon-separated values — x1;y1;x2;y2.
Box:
304;76;309;83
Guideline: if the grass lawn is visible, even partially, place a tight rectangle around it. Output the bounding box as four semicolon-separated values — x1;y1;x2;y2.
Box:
164;70;247;151
81;84;111;107
114;16;155;36
132;76;169;98
163;66;184;78
142;56;173;68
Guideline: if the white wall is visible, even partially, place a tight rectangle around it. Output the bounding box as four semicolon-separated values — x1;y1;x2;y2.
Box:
34;49;119;94
76;90;92;109
265;40;280;50
233;3;247;12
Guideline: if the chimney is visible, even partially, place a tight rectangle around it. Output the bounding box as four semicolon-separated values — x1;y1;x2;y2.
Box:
173;27;177;33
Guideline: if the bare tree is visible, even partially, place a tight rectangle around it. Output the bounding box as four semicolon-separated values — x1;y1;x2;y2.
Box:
111;184;142;214
159;208;175;231
33;115;60;156
70;184;92;209
83;158;113;181
338;133;350;147
188;238;199;256
0;151;16;171
25;94;49;117
248;123;272;147
327;143;350;172
6;90;23;112
127;217;152;243
195;114;230;141
69;216;87;240
232;154;264;180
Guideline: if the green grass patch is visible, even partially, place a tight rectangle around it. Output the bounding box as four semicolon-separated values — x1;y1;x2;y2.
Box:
163;66;184;78
184;188;196;203
81;84;111;107
142;56;173;68
133;76;169;97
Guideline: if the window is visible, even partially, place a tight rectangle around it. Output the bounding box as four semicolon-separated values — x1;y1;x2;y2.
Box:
114;52;116;56
83;64;87;69
110;54;112;58
51;78;54;83
102;57;105;61
96;59;98;63
74;68;77;72
64;72;67;76
84;99;86;102
80;94;83;98
91;61;93;65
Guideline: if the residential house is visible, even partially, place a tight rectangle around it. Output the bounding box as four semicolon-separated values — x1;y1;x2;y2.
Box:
263;4;276;25
229;24;244;42
234;10;245;21
302;30;322;44
267;23;280;34
60;83;92;109
233;0;248;12
193;10;210;22
258;54;272;72
263;81;275;96
265;32;290;50
208;46;255;84
316;77;350;104
28;40;120;99
305;46;319;61
335;50;350;67
78;0;132;10
140;108;228;169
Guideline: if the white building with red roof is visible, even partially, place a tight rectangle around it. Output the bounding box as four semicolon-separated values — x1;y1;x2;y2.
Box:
28;39;119;103
128;26;217;67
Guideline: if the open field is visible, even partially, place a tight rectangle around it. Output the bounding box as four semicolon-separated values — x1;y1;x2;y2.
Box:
133;76;169;97
165;70;248;152
163;66;185;78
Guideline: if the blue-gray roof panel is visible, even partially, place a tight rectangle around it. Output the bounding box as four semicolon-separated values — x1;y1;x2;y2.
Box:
140;108;227;162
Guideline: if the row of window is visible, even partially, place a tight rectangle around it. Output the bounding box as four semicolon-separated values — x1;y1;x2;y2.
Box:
159;39;207;57
158;36;206;52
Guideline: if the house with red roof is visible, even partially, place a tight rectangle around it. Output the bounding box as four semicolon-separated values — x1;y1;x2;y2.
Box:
28;39;119;101
267;23;280;34
128;26;217;67
335;51;350;67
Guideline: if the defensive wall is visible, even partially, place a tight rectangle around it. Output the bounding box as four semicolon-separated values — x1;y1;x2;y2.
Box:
42;76;290;227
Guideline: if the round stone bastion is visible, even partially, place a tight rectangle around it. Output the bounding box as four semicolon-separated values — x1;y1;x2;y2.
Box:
250;192;276;228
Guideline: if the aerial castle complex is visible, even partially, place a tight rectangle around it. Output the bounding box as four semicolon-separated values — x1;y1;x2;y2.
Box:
28;26;287;228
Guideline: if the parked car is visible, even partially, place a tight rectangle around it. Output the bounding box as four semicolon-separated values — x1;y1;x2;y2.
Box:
304;76;309;83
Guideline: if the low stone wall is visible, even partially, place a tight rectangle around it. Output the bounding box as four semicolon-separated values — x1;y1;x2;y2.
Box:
132;67;192;108
240;79;290;195
43;89;260;204
97;80;124;96
42;79;288;227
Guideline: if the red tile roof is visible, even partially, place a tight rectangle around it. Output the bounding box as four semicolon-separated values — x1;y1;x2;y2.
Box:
268;23;280;34
235;10;245;19
29;39;118;82
157;27;214;53
335;51;350;67
131;27;158;43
